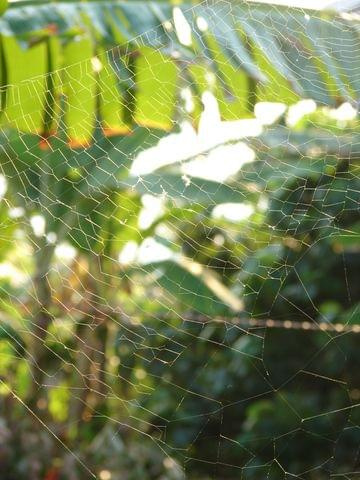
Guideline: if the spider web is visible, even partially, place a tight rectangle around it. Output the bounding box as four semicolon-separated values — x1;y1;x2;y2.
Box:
0;1;359;479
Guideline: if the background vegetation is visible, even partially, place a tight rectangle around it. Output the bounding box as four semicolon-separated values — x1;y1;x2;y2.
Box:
0;1;359;479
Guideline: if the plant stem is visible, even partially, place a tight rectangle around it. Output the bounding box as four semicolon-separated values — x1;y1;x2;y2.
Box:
27;238;55;407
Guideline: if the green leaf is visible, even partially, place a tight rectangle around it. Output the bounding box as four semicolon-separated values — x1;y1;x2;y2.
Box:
45;128;166;239
1;0;359;136
191;32;251;120
134;47;177;130
0;130;42;205
63;37;96;147
126;173;251;205
0;320;26;357
67;192;142;253
196;4;266;83
1;36;47;132
83;127;167;193
0;0;8;17
98;49;130;135
137;258;240;315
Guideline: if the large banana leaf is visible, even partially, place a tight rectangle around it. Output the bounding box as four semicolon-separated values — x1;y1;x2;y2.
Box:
0;0;359;144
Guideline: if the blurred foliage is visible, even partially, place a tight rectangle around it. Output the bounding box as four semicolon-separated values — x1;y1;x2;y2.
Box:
0;1;359;480
2;0;360;142
0;103;358;479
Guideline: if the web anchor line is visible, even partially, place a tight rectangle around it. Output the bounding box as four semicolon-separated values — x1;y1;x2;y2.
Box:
154;313;360;334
